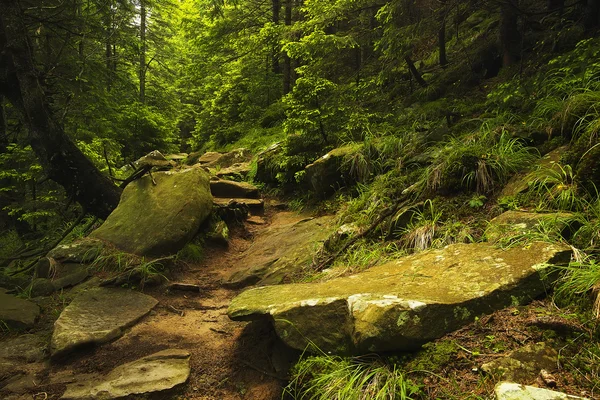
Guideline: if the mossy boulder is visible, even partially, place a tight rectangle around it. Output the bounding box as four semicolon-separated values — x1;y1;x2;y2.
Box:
303;144;362;197
485;211;575;243
228;242;570;354
225;215;334;288
210;179;260;199
0;289;40;330
90;167;213;256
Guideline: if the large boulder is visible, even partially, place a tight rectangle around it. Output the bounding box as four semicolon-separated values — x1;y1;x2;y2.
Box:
225;215;334;288
61;349;191;399
485;211;575;243
189;148;252;168
51;287;158;358
228;242;570;354
90;167;213;256
304;144;362;197
0;289;40;330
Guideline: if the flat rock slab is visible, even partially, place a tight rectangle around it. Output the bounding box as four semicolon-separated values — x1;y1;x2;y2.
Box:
0;292;40;330
225;215;334;288
213;197;264;213
228;242;570;354
51;288;158;358
495;382;588;399
90;167;213;256
62;349;191;399
210;179;260;199
0;334;47;362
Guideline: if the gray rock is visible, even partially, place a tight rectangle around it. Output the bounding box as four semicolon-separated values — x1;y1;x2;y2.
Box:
61;349;191;399
215;163;252;180
210;179;260;199
0;334;47;362
304;144;363;197
0;292;40;330
47;238;105;264
228;242;571;354
495;381;588;399
90;167;213;256
213;197;264;214
51;287;158;358
482;342;557;382
225;215;334;288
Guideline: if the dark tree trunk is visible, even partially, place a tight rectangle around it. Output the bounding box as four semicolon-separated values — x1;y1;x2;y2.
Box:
140;0;146;103
585;0;600;29
404;55;427;88
547;0;564;13
271;0;281;74
0;95;7;153
0;0;122;219
283;0;292;94
439;19;448;68
500;0;520;67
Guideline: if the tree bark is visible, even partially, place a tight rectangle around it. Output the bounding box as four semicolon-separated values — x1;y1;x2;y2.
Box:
271;0;281;74
439;19;448;68
404;55;427;88
139;0;146;103
282;0;292;94
0;95;7;153
0;0;121;219
500;0;520;67
585;0;600;29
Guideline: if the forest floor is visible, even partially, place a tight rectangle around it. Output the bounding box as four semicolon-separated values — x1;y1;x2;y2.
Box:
41;207;304;399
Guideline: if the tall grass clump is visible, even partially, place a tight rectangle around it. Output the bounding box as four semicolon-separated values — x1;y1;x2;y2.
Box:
423;125;537;194
285;354;420;400
526;163;583;211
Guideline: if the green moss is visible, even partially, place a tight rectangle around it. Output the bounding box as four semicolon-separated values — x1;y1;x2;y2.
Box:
404;340;460;372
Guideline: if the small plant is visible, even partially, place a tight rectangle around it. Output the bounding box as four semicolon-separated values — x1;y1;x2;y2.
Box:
468;194;486;208
554;258;600;316
285;354;420;400
527;163;582;211
398;200;442;252
497;196;520;211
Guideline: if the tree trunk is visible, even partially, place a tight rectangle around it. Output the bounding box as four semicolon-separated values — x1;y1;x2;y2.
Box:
404;55;427;88
585;0;600;29
140;0;146;103
105;2;113;91
439;19;448;68
271;0;281;74
0;95;7;153
0;0;122;219
283;0;292;94
500;0;520;67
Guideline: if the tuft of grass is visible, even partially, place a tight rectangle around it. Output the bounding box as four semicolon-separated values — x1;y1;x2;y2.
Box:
554;258;600;317
527;163;583;211
284;354;420;400
398;200;442;252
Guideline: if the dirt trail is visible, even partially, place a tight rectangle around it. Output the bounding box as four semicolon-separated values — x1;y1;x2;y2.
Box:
48;209;305;399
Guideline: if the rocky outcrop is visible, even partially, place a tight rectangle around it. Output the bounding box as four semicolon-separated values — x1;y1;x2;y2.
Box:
0;289;40;330
485;211;575;243
228;242;570;354
213;197;265;214
215;163;252;180
51;287;158;358
61;349;191;399
225;215;334;288
190;148;251;168
90;167;213;256
495;382;587;400
304;144;363;197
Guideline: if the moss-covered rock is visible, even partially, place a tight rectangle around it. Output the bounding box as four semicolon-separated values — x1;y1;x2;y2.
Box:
303;144;363;197
90;167;213;256
485;211;575;243
224;215;334;288
228;242;570;354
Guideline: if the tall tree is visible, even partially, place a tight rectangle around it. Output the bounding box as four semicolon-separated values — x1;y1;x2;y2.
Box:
0;0;122;219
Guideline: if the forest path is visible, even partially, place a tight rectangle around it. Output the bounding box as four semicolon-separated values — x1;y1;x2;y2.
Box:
50;208;304;400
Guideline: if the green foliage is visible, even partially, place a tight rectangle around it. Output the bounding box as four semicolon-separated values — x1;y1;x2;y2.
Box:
554;258;600;309
176;242;204;263
398;200;443;252
285;354;420;400
526;163;582;211
0;230;23;261
422;125;538;194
